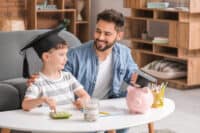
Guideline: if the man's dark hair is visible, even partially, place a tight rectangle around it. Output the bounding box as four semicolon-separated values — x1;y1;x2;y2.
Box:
97;9;125;31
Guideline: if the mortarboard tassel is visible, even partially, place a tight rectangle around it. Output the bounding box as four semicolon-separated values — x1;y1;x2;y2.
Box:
23;52;30;78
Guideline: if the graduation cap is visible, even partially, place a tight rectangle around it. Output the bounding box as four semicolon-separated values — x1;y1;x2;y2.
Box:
21;25;65;78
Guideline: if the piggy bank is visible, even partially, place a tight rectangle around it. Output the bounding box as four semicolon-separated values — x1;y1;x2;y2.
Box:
126;86;153;114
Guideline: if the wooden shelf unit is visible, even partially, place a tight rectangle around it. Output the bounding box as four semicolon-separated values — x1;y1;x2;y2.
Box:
124;0;200;88
27;0;91;42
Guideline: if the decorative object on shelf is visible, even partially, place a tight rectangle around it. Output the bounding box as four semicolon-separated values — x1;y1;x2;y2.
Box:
36;4;45;10
152;37;169;44
141;59;187;79
48;0;54;5
76;0;85;21
36;0;57;10
46;5;57;10
65;0;74;8
141;30;148;40
147;2;169;9
62;18;70;30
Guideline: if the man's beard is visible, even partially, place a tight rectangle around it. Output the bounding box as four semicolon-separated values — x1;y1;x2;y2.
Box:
94;39;116;51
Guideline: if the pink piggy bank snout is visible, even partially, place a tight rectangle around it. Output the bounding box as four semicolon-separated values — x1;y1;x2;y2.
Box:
126;86;153;114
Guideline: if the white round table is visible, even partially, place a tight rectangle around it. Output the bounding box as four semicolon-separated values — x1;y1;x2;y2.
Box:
0;98;175;133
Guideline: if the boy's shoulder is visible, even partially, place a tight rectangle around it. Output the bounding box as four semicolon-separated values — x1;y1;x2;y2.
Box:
31;74;46;86
62;71;74;79
62;71;71;76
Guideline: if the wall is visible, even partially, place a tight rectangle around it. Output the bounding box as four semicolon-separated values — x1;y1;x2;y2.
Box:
0;0;26;19
0;0;26;30
90;0;130;37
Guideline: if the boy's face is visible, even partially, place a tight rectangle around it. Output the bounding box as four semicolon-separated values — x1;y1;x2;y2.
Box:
44;47;68;70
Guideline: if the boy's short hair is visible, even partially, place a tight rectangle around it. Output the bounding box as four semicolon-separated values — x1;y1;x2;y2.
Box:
53;42;68;50
97;9;125;31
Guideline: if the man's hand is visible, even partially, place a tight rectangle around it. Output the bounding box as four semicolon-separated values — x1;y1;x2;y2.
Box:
27;74;39;86
130;73;138;85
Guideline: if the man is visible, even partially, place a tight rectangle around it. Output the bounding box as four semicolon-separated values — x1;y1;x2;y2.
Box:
65;9;138;99
65;9;138;133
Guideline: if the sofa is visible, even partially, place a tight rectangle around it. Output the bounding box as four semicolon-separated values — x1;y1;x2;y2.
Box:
0;30;81;133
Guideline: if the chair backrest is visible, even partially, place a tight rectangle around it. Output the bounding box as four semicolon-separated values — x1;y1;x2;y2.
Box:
0;30;81;81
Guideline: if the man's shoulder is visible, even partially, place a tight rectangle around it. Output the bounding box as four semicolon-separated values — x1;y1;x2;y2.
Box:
68;40;94;58
114;42;131;53
69;40;93;52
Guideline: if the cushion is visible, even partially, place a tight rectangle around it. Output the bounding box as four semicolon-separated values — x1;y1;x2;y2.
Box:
141;60;187;79
2;78;27;103
0;83;20;111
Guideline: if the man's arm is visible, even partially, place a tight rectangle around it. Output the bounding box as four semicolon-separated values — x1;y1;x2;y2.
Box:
124;48;138;84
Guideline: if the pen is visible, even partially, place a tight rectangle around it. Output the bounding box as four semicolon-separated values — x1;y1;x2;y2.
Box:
99;111;110;115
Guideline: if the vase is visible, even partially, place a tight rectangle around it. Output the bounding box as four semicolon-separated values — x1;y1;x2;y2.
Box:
65;0;74;9
76;0;85;21
48;0;54;5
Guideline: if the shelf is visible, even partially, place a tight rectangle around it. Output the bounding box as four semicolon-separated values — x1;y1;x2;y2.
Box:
133;42;153;52
155;11;179;21
133;49;187;61
132;38;178;48
154;45;178;57
132;9;153;18
132;38;153;44
125;0;200;87
124;0;200;13
76;21;89;24
132;7;189;13
27;0;90;43
128;16;179;23
36;9;76;13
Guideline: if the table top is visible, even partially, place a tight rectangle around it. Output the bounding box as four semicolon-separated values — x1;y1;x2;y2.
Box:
0;98;175;133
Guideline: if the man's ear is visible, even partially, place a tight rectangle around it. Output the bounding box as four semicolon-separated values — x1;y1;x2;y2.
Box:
117;31;124;41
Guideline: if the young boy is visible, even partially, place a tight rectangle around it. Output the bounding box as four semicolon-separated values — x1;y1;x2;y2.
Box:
21;26;90;112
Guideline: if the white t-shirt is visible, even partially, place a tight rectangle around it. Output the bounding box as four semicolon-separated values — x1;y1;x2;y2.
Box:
25;71;83;106
92;53;113;99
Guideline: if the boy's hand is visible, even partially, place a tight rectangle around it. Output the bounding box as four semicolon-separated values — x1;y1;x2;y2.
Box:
74;96;90;109
42;97;57;112
73;98;84;109
27;74;39;86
